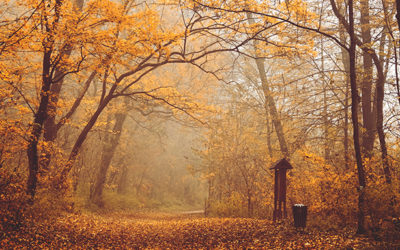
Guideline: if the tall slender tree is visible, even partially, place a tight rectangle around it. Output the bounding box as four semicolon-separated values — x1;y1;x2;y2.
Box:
348;0;367;234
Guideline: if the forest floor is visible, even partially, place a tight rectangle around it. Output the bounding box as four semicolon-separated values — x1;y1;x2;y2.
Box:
1;211;399;249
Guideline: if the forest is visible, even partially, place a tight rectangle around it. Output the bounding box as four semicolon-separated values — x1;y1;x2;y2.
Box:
1;0;400;248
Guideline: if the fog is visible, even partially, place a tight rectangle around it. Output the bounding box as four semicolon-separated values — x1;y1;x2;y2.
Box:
1;1;400;241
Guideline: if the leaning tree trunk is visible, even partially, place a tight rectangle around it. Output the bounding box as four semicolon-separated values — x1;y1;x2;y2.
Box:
254;58;289;157
90;111;127;206
247;13;289;157
58;86;116;187
265;109;273;159
375;59;392;185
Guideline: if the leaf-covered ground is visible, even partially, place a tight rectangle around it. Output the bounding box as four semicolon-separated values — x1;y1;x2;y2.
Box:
1;212;399;249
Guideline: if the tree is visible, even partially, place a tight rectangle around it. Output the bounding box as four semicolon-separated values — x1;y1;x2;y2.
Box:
41;0;86;170
199;95;270;217
330;0;393;185
188;0;398;232
53;0;282;190
396;0;400;32
347;0;367;234
247;12;289;158
0;0;274;199
90;101;128;206
27;0;66;199
359;0;376;158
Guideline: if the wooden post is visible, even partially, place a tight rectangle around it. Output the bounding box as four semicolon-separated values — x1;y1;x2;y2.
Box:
270;158;293;222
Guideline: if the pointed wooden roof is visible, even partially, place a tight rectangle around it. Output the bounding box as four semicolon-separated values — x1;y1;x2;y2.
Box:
270;158;293;170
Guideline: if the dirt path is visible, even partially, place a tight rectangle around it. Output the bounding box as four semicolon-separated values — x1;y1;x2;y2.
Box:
180;210;205;215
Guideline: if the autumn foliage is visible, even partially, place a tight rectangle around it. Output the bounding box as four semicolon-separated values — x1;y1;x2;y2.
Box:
1;0;400;248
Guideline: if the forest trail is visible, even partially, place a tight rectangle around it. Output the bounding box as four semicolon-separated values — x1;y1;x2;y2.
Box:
180;210;205;215
1;212;396;249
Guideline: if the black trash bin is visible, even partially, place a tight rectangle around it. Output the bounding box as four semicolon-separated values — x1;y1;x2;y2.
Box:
292;204;307;228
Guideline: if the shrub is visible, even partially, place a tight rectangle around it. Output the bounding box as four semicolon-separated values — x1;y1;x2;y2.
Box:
0;169;29;232
208;192;247;217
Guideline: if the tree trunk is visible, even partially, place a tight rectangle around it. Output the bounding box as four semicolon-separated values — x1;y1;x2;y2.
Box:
321;37;330;161
247;189;252;217
26;0;63;199
41;60;70;172
331;0;392;200
58;91;115;187
397;0;400;102
41;0;86;170
255;60;289;157
371;0;392;185
360;0;376;158
90;111;127;206
27;49;53;199
265;109;273;159
344;78;350;169
340;27;350;169
247;13;289;157
331;0;392;185
117;164;128;194
42;71;95;172
348;0;367;234
396;0;400;32
375;62;392;185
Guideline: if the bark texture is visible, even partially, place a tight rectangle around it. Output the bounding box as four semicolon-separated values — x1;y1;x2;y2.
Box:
360;0;376;157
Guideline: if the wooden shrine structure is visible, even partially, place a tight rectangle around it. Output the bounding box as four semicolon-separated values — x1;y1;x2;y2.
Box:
270;158;293;222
